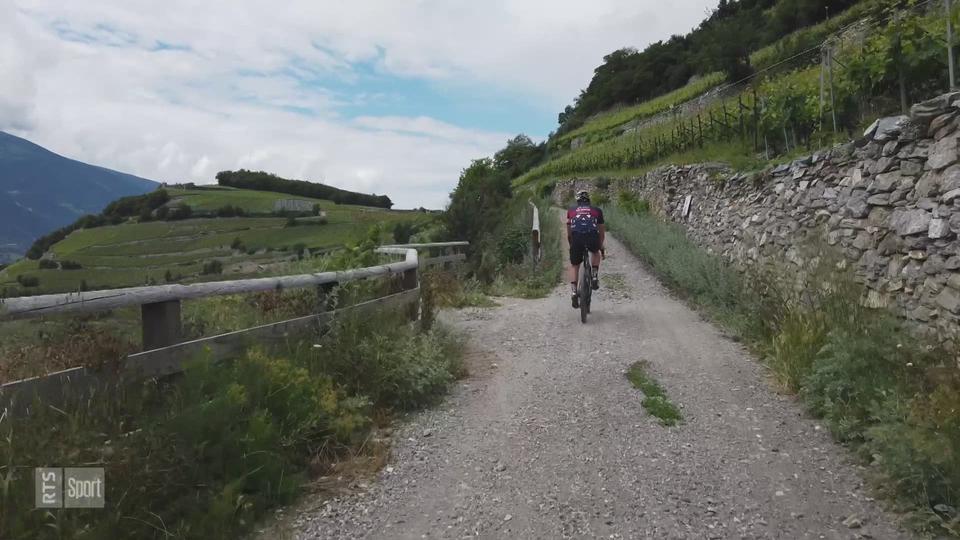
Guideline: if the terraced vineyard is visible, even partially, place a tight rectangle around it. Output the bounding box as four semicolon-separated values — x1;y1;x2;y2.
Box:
0;187;429;295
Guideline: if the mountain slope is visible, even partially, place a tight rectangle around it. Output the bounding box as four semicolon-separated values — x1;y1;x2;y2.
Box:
0;131;158;261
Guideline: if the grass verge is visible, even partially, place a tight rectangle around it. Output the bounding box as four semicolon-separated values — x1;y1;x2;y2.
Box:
0;309;464;539
607;204;960;536
625;361;683;427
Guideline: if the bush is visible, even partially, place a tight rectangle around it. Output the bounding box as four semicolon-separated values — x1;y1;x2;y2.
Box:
319;315;464;410
37;259;58;269
0;308;464;538
216;205;246;218
285;216;298;228
165;204;193;221
231;237;245;250
16;275;39;287
617;191;650;215
496;226;528;265
201;260;224;275
60;260;82;270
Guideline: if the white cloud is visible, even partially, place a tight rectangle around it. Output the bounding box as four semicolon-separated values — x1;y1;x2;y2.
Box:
4;0;715;208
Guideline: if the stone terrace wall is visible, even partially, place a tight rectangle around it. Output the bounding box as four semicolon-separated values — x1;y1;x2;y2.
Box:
554;92;960;341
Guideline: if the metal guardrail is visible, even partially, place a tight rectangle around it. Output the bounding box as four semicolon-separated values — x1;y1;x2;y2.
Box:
0;242;468;416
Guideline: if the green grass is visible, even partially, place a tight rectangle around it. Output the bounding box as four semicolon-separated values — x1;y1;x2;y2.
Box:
0;192;428;295
167;186;339;213
625;361;683;427
608;203;960;536
557;72;725;147
0;309;465;539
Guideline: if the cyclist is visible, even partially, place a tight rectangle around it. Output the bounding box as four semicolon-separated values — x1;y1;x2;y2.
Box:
567;189;605;309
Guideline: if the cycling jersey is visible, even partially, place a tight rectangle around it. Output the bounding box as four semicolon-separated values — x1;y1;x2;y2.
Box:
567;204;605;235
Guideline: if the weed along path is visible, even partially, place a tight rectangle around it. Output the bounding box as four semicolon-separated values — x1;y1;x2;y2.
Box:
285;234;908;539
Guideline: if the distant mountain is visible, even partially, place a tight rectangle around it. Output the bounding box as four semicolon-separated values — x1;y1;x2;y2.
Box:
0;131;158;262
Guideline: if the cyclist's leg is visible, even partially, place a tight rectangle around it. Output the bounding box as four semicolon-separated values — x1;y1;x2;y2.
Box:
587;235;602;289
569;235;585;307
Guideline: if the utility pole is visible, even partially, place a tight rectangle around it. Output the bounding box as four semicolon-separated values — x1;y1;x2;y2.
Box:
949;0;957;89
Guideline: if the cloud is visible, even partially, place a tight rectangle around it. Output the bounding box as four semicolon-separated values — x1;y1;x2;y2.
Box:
4;0;715;208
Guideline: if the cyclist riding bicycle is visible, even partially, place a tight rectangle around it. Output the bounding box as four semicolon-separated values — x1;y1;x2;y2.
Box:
567;189;605;309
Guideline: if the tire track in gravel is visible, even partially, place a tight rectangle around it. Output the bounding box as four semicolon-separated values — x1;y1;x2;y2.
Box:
285;233;909;540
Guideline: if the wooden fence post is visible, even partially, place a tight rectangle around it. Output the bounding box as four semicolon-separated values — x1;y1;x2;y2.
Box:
402;266;419;321
142;300;182;350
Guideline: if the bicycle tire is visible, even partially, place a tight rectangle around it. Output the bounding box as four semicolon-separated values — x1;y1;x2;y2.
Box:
579;250;591;324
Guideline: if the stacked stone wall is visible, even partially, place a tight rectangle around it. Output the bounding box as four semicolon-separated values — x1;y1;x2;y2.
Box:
555;92;960;340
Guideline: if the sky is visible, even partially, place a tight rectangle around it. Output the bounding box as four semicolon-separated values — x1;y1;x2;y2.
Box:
1;0;716;209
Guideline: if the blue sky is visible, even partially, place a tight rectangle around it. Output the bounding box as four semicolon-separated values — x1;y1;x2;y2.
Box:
1;0;716;208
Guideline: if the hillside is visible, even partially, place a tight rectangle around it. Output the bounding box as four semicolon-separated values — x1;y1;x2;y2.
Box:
0;131;158;262
508;0;953;190
0;185;428;295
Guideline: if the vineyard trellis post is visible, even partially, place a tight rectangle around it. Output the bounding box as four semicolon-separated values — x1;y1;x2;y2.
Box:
949;0;957;89
828;40;838;133
752;86;760;152
697;113;704;147
738;95;745;139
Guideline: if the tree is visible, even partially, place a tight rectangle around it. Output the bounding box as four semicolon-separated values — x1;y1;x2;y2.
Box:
444;159;512;248
493;135;546;179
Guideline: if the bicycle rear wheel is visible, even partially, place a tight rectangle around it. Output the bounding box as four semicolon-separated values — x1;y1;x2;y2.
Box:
579;257;591;324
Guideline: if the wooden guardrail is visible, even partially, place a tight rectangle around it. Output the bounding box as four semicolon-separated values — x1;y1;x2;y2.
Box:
0;242;468;416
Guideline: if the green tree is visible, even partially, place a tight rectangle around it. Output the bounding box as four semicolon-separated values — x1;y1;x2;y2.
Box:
493;135;546;180
444;159;512;248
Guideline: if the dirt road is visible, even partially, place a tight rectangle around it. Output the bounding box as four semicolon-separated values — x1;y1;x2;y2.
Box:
286;234;908;539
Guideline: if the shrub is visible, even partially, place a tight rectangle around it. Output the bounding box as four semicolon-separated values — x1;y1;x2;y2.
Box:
285;216;298;228
216;205;246;218
201;260;224;275
165;204;193;221
16;275;39;287
617;191;650;215
37;259;58;269
496;226;528;265
60;260;82;270
319;315;464;410
231;237;244;250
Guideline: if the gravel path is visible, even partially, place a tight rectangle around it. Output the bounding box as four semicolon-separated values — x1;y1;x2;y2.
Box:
286;234;908;539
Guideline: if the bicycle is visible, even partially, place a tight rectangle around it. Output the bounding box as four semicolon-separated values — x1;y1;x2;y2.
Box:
577;247;592;323
576;247;604;324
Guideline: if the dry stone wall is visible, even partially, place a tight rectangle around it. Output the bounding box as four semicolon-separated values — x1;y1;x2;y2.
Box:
555;91;960;340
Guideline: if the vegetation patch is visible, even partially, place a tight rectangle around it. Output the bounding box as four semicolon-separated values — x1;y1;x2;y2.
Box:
0;305;464;539
625;361;683;427
608;205;960;536
444;158;563;299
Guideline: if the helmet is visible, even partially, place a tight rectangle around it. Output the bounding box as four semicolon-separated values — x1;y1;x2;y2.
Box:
576;190;590;204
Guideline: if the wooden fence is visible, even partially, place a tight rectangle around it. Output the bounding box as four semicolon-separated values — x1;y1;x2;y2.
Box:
0;242;467;416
